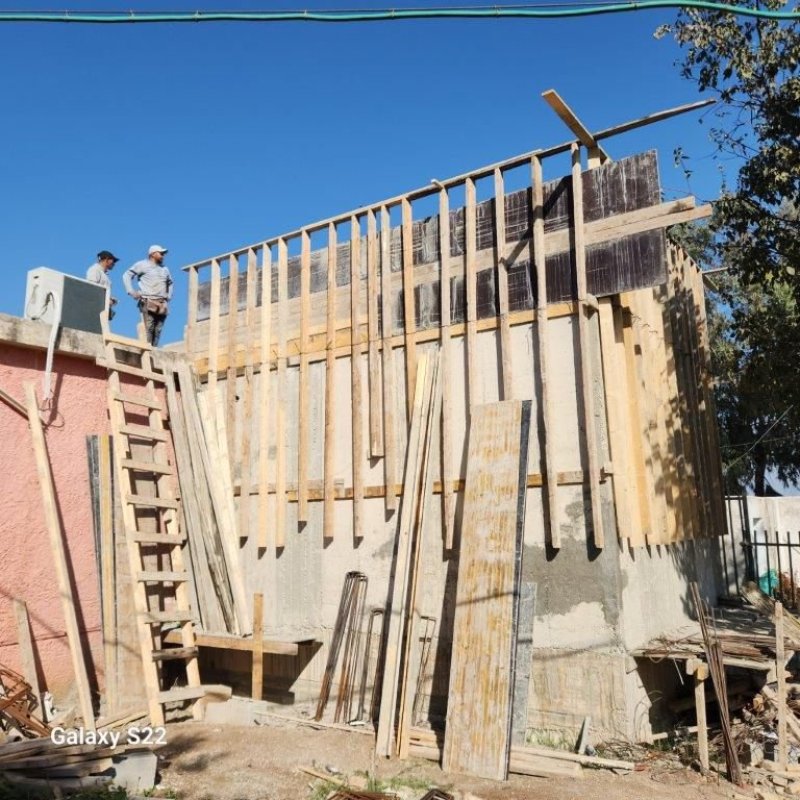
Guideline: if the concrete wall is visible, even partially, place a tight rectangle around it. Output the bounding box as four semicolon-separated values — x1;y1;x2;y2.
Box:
0;315;108;706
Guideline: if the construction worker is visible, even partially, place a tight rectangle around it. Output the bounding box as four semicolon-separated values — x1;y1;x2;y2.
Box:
123;245;173;346
86;250;119;320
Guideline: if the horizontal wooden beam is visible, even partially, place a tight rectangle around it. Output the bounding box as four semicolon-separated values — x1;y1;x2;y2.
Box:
163;629;316;656
231;469;591;502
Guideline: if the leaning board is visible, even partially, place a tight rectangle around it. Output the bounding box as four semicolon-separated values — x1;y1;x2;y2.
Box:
442;400;531;780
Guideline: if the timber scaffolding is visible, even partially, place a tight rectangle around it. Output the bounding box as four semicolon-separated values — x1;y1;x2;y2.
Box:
160;94;730;777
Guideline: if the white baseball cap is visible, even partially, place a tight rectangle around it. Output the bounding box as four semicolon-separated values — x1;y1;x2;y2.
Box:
148;244;168;256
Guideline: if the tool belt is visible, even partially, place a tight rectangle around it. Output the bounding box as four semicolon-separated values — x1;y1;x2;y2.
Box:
141;298;169;316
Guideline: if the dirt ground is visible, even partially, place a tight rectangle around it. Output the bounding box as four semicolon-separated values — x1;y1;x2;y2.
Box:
157;717;735;800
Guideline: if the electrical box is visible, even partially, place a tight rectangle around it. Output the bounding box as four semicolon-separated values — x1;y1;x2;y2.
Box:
24;268;107;335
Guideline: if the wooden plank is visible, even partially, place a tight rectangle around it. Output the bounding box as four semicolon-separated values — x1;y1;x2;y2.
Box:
324;223;337;539
257;244;272;549
531;155;559;550
24;383;95;730
375;355;435;758
225;254;240;474
366;209;384;457
187;265;199;354
442;400;531;780
13;600;43;720
598;299;634;545
380;206;398;513
0;386;27;418
397;358;442;759
163;628;302;656
541;89;610;164
275;238;289;548
298;230;311;523
620;305;653;544
494;168;513;400
350;215;365;538
402;198;418;419
438;187;456;549
694;666;709;770
571;144;604;549
97;434;117;713
207;258;221;397
238;248;257;541
252;593;264;701
465;178;478;410
777;601;788;770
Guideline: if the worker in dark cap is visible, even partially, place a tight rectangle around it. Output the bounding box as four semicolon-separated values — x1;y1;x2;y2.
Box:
86;250;119;319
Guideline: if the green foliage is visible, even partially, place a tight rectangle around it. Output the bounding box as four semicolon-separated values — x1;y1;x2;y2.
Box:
662;1;800;493
705;270;800;493
664;1;800;293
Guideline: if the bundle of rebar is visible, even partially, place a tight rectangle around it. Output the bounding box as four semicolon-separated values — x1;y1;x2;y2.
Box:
355;607;384;723
315;571;368;721
690;582;743;785
335;574;369;723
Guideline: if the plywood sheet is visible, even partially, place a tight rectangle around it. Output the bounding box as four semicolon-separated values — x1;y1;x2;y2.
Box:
442;399;531;781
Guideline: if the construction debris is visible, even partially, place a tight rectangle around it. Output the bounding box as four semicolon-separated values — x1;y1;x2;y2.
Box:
0;664;49;738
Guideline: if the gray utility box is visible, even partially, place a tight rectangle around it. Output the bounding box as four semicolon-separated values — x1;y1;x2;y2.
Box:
24;267;106;334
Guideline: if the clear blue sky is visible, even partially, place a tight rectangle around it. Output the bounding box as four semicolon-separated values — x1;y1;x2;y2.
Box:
0;0;730;344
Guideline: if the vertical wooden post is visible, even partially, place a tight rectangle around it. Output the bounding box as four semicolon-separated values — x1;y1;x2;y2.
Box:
366;209;384;457
691;660;709;771
226;254;240;469
13;600;44;719
402;198;418;420
252;592;264;701
275;238;289;548
777;600;788;770
465;177;478;411
208;258;222;400
494;167;513;400
257;244;273;549
531;155;559;550
381;206;398;512
97;434;117;711
571;143;604;549
298;230;311;523
238;248;257;541
324;223;338;539
25;384;95;730
350;215;365;538
187;266;199;355
438;187;455;549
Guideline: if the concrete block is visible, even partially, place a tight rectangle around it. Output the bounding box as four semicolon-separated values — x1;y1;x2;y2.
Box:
203;696;269;726
108;751;158;792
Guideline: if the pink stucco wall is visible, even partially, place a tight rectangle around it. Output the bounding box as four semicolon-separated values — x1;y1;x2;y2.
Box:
0;343;110;705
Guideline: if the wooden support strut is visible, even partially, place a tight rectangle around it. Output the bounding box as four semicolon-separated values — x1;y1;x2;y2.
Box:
366;209;384;457
494;167;513;400
257;244;272;549
238;248;257;541
381;206;398;513
465;177;478;410
324;223;337;539
438;187;456;550
298;230;312;524
350;215;365;538
402;198;418;420
571;143;604;550
531;155;559;550
275;238;288;547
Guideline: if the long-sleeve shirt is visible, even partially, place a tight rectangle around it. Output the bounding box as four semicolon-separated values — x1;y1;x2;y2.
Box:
86;263;111;290
123;259;173;300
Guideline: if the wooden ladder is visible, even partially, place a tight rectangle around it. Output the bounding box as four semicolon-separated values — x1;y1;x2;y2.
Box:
99;318;203;726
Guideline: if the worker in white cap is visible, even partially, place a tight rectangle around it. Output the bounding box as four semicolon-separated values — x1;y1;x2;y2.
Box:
123;245;174;346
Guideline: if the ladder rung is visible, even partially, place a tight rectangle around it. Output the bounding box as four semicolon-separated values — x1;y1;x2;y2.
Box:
129;532;185;545
104;332;153;351
120;424;169;442
100;360;167;383
137;570;189;583
158;686;205;704
126;494;179;509
140;610;194;624
152;646;199;662
112;392;164;411
121;459;173;475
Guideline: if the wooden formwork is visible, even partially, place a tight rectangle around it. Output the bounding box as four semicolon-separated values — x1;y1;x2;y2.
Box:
180;142;718;551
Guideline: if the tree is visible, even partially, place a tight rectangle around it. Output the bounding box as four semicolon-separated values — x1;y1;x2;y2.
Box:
661;2;800;494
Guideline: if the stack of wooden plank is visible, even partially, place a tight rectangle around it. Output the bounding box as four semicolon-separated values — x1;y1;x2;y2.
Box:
0;737;159;791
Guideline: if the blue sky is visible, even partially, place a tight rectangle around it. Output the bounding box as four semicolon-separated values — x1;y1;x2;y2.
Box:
0;0;730;343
